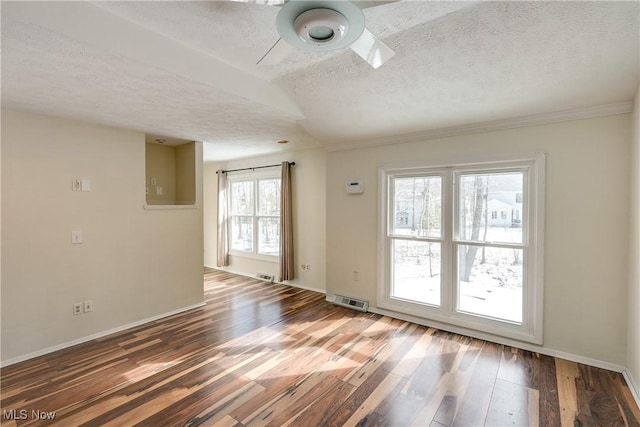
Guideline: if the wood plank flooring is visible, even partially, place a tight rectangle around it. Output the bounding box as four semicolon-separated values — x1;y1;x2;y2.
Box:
1;268;639;426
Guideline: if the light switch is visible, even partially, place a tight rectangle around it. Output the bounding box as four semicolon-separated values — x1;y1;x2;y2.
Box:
71;230;83;244
81;179;91;191
156;186;163;196
150;177;157;186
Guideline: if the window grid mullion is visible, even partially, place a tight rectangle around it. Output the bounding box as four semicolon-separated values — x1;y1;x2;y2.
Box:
442;170;454;317
254;180;259;255
451;240;526;250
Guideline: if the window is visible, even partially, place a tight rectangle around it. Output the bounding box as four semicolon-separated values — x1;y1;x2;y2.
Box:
229;176;280;257
379;153;545;344
390;175;442;306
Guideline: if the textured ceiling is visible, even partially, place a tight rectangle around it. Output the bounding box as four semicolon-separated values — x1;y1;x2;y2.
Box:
2;1;639;162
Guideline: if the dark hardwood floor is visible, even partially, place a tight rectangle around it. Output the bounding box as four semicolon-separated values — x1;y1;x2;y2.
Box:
1;268;639;426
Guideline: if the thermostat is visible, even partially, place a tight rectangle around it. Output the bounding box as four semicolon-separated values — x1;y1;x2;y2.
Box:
346;180;364;194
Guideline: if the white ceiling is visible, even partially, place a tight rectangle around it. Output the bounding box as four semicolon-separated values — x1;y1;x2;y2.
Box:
2;1;639;162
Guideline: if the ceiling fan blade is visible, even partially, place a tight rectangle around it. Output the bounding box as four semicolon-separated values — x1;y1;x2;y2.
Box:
257;37;295;65
351;1;399;9
349;27;395;69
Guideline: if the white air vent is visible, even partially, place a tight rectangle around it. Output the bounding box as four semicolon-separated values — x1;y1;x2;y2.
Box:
333;295;368;312
256;273;275;284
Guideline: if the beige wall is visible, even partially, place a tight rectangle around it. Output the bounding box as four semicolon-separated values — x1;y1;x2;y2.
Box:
0;110;3;347
145;143;176;204
176;142;196;204
203;148;326;292
629;85;640;392
327;114;631;366
1;110;204;363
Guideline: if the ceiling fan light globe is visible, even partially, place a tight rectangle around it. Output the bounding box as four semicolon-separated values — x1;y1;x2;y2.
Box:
276;0;365;52
294;9;348;47
308;26;335;41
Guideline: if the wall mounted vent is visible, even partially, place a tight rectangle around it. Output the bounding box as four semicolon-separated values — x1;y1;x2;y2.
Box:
256;273;275;284
333;295;368;312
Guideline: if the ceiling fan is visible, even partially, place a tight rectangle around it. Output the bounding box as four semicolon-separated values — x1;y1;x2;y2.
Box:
234;0;396;69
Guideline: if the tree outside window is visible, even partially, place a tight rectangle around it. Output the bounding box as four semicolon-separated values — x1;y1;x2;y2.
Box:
229;177;281;257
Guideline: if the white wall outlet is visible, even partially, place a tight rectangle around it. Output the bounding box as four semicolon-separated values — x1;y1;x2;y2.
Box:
81;179;91;191
73;303;82;315
84;300;93;313
72;179;81;191
71;230;83;244
302;264;311;271
156;186;163;196
352;271;360;281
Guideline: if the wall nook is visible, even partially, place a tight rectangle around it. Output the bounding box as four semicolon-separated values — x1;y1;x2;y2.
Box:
145;136;196;206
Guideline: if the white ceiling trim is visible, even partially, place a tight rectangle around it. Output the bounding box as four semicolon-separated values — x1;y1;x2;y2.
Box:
326;101;634;152
3;1;303;119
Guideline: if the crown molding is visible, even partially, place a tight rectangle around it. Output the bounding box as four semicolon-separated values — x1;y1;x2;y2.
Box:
325;101;634;152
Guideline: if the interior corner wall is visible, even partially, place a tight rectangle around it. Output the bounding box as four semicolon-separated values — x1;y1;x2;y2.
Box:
0;110;204;363
326;114;631;366
203;148;327;293
145;143;176;204
176;142;196;204
628;84;640;392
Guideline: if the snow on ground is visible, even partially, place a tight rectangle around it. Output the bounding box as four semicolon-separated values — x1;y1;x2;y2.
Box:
392;227;523;323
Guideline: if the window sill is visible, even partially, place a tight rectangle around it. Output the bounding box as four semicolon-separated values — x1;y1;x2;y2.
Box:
377;298;541;345
229;251;279;263
143;204;197;210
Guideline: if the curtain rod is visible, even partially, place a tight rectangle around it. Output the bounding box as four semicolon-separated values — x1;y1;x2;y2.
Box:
217;162;295;174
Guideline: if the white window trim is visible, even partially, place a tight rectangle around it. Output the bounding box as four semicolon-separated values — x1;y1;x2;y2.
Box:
227;170;281;262
377;152;545;344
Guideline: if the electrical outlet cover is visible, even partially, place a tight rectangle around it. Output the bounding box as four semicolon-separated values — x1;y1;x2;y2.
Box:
71;230;83;244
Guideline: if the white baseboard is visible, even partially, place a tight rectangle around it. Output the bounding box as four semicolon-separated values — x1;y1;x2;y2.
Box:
0;302;206;368
205;264;326;294
280;280;327;294
324;298;626;373
623;369;640;410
